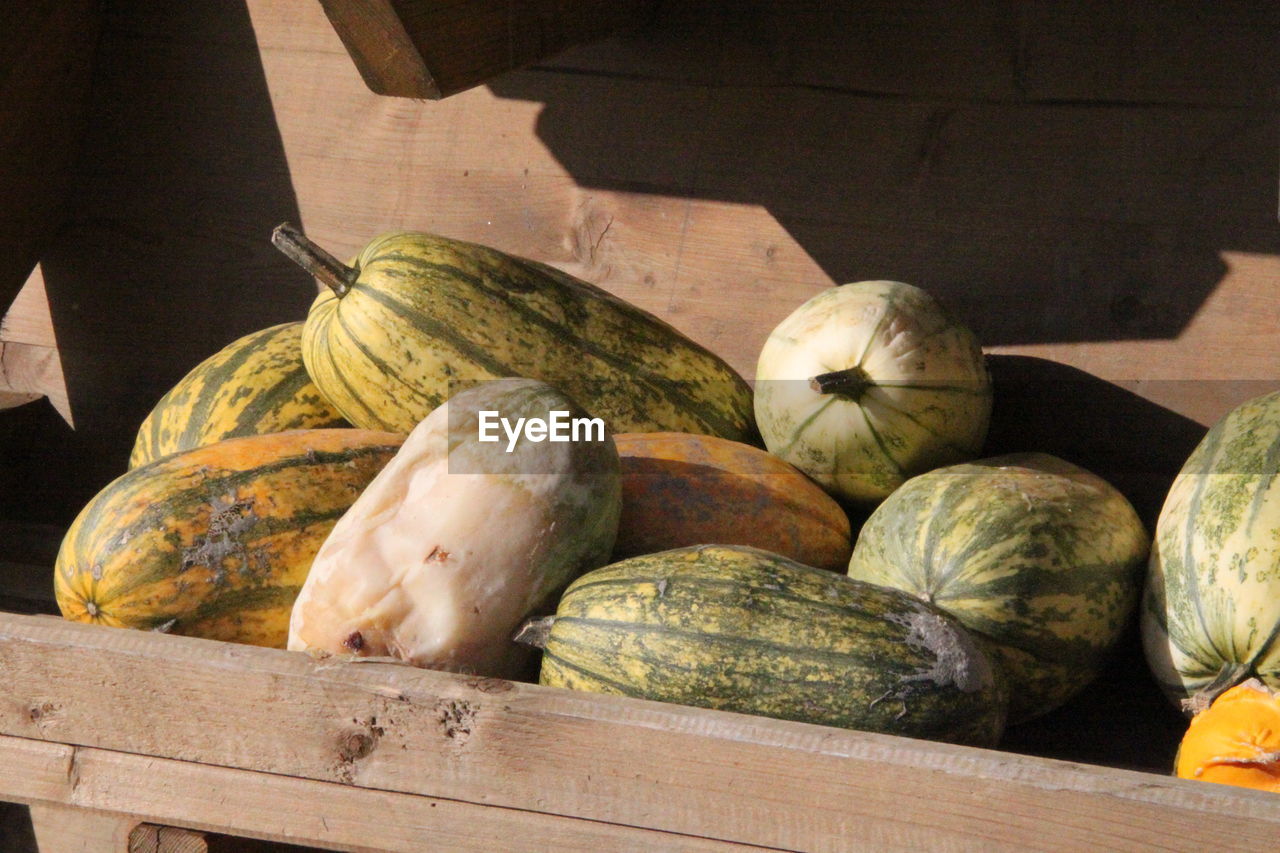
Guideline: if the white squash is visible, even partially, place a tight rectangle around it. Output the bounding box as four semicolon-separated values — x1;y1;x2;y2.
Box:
287;378;621;678
754;282;991;505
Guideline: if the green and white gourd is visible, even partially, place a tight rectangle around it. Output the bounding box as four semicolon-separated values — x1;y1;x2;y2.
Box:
1143;390;1280;713
849;453;1149;723
754;282;991;506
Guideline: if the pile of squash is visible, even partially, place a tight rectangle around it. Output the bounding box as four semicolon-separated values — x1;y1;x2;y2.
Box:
52;224;1280;780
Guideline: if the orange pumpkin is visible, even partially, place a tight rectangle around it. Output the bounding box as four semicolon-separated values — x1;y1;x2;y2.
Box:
612;432;852;571
1176;679;1280;792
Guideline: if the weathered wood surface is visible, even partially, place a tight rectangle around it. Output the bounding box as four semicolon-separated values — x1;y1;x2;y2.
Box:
1;613;1278;852
318;0;656;99
27;802;138;853
1;1;1276;530
1;735;752;852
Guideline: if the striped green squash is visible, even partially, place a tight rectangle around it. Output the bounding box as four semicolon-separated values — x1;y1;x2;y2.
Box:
1142;390;1280;713
56;429;403;648
521;544;1008;747
754;282;991;505
271;224;756;441
848;453;1149;723
130;321;348;468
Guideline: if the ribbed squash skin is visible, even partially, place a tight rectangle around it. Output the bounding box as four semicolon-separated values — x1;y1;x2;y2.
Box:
537;545;1007;747
848;453;1148;723
754;282;991;505
55;429;403;648
301;231;756;441
130;322;348;468
612;432;851;571
1143;390;1280;711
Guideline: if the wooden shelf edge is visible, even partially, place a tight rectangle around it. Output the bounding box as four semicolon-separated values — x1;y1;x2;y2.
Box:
2;612;1277;850
0;734;751;853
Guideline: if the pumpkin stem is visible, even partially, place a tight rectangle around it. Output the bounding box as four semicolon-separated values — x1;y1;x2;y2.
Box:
1183;662;1254;716
513;616;556;649
272;222;359;298
810;366;874;401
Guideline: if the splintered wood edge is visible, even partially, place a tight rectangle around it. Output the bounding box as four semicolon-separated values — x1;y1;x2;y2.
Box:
3;735;752;853
2;613;1278;850
316;0;441;99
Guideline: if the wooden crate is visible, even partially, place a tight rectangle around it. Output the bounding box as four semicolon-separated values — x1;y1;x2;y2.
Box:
2;0;1279;849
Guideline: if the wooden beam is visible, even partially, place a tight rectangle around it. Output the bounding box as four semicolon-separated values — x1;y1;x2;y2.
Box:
1;613;1279;850
317;0;656;98
0;734;753;852
28;802;138;853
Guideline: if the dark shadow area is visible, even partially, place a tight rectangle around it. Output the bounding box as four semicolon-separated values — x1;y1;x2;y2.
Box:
15;0;308;527
974;356;1210;769
982;355;1209;528
490;0;1280;347
999;619;1187;773
0;802;35;853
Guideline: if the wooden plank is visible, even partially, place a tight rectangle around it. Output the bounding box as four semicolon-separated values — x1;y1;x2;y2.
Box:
28;802;138;853
0;734;756;853
0;2;101;314
130;825;209;853
317;0;656;99
542;1;1280;108
2;613;1280;851
19;0;1279;523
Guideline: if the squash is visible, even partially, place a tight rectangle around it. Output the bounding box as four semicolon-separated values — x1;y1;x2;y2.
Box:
55;429;403;647
519;544;1008;747
754;282;991;505
271;224;756;442
848;453;1149;723
1176;678;1280;792
288;378;622;678
1142;390;1280;712
612;432;851;570
130;321;348;468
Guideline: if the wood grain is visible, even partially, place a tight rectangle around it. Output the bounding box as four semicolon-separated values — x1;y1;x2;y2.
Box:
0;734;759;853
28;802;138;853
2;613;1279;852
2;0;1275;527
0;2;100;315
318;0;656;98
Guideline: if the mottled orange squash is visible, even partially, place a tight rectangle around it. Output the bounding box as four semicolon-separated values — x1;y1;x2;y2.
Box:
613;432;851;571
55;429;403;647
1176;679;1280;792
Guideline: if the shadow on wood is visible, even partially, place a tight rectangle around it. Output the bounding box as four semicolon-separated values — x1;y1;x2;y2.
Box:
0;801;36;853
982;354;1211;528
488;0;1280;347
22;0;308;527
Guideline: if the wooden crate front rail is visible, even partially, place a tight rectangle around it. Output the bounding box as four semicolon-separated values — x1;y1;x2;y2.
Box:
2;613;1280;851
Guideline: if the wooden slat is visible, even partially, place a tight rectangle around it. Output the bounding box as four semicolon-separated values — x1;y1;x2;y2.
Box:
542;1;1280;108
15;0;1276;528
0;734;756;853
317;0;656;99
28;802;138;853
2;613;1279;851
0;2;100;313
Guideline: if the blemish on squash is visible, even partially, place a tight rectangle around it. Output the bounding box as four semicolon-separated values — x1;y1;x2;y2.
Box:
343;631;365;652
893;609;992;694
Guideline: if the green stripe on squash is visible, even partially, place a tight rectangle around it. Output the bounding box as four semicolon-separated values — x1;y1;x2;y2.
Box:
129;321;349;468
272;224;756;442
521;544;1007;747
